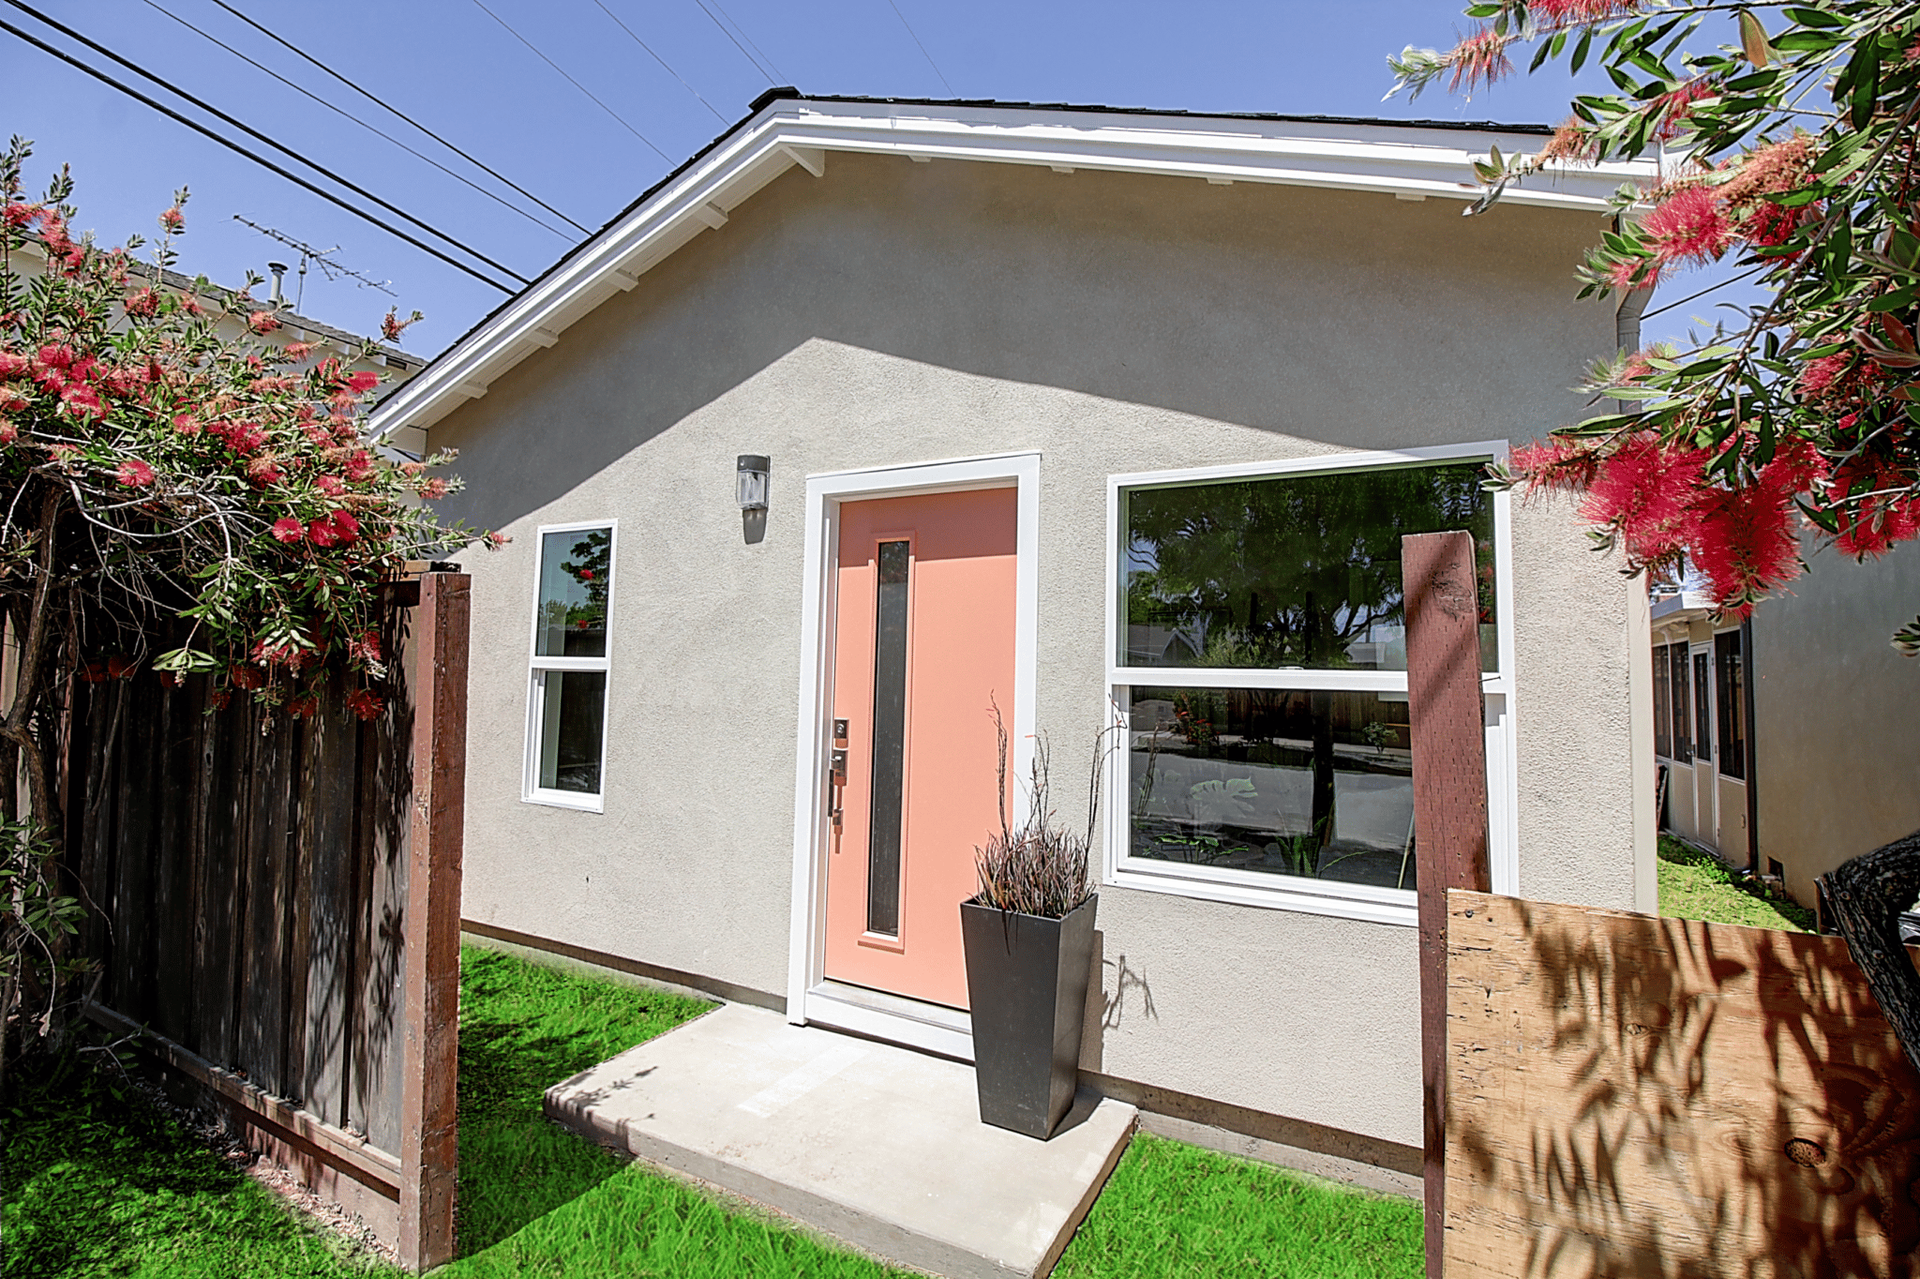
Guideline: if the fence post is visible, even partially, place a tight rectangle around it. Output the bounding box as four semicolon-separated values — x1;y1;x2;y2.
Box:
397;572;469;1272
1401;532;1491;1279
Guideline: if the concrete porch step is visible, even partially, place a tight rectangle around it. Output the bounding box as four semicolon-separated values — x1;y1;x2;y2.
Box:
545;1002;1137;1279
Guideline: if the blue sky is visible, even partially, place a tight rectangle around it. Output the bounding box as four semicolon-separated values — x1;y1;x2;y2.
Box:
6;0;1755;356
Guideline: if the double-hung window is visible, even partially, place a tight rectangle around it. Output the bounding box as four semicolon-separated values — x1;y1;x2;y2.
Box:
1104;446;1514;926
525;521;616;811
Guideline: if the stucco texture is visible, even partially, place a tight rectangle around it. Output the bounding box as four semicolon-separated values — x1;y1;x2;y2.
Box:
1754;544;1920;900
428;151;1644;1148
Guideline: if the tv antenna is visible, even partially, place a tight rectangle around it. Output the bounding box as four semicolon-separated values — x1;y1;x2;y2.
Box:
232;215;395;310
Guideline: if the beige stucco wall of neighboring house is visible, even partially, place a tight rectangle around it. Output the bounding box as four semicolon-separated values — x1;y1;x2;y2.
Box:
428;151;1643;1150
1754;545;1920;903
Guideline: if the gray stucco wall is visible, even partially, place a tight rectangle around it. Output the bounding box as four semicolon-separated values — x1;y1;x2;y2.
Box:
1754;544;1920;901
428;151;1645;1149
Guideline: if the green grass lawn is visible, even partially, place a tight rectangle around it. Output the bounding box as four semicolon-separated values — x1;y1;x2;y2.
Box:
3;946;1421;1278
1658;834;1816;932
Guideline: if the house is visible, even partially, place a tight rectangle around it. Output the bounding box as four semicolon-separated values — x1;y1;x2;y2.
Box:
1652;548;1920;913
368;92;1659;1187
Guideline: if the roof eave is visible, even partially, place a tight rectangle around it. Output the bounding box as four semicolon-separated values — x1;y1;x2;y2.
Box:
369;96;1655;441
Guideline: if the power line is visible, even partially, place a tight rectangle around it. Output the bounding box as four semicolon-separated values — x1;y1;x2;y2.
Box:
205;0;590;236
139;0;575;241
0;16;516;293
884;0;954;97
467;0;672;163
6;0;529;287
707;0;787;83
689;0;781;84
588;0;727;124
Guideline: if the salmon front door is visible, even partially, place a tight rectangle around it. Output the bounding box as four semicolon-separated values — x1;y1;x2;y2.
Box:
823;487;1018;1011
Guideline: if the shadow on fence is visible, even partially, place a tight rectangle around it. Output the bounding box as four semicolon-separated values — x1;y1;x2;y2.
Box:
1445;891;1920;1278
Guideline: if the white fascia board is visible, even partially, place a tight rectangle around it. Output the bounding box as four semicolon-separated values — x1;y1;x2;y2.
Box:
370;99;1656;441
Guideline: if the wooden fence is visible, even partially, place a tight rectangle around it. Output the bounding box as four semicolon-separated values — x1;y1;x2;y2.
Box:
75;572;469;1273
1444;891;1920;1278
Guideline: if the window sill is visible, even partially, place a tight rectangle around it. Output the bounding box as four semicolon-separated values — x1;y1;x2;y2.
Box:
1105;863;1418;927
522;790;605;814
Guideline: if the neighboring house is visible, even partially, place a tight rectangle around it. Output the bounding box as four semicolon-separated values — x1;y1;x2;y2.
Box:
1653;549;1920;913
368;92;1659;1183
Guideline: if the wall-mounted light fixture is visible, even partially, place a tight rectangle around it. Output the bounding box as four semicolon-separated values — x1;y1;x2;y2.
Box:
736;455;770;512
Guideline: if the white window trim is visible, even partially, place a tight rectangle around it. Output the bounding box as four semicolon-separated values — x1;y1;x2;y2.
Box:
523;518;618;813
1102;441;1520;927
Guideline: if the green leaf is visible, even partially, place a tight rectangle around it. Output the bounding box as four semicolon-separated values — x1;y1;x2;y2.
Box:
1781;6;1844;28
1571;28;1594;75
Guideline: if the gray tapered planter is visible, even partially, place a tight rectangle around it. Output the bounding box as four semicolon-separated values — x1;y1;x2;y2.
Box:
960;894;1098;1140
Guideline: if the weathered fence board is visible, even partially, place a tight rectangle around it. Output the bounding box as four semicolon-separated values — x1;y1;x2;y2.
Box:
1445;890;1920;1279
78;573;468;1272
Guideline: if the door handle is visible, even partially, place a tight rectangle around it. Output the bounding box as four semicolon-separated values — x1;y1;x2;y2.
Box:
828;719;849;837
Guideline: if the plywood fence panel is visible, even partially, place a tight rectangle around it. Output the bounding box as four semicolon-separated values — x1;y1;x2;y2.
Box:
1446;890;1920;1279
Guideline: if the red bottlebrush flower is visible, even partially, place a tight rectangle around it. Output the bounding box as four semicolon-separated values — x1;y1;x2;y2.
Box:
345;687;384;721
309;515;343;548
1652;80;1712;142
380;308;419;343
1581;435;1707;563
1443;25;1515;96
1718;135;1816;207
230;664;265;691
1689;482;1801;616
1797;351;1878;403
328;510;360;544
3;201;39;228
1539;116;1600;165
68;354;100;384
1531;0;1639;26
177;293;202;316
208;687;232;710
316;474;346;496
485;529;511;549
578;568;594;581
48;443;81;463
116;459;155;487
418;476;450;500
270;517;305;544
248;458;285;487
60;383;107;419
1741;201;1807;250
1758;438;1828;496
398;460;425;478
37;343;74;371
287;692;320;719
1642;186;1734;267
286;342;314;361
249;310;281;335
172;412;201;435
345;370;380;395
1601;254;1659;292
0;386;26;413
125;287;159;318
158;205;184;231
1509;436;1601;496
0;419;16;446
224;423;267;454
344;449;375;482
347;630;381;663
0;351;26;379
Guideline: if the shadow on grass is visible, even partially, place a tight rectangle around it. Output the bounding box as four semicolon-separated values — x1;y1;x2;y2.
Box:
451;946;711;1258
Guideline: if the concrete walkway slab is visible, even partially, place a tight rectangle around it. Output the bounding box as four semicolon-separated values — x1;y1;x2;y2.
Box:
545;1002;1136;1279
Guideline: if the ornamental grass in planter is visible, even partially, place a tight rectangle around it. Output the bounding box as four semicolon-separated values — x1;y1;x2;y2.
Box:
962;709;1112;1140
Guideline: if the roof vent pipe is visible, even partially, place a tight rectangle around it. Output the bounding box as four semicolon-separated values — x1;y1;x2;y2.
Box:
268;261;289;306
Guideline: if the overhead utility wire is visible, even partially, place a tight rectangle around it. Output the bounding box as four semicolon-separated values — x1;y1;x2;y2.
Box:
588;0;727;124
204;0;590;235
0;17;516;293
884;0;954;97
689;0;781;84
467;0;672;163
139;0;574;240
7;0;529;287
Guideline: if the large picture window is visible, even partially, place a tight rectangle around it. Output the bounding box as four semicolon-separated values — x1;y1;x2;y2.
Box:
1105;447;1514;925
525;521;615;810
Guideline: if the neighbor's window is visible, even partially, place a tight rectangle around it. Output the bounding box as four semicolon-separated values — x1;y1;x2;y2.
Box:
1653;643;1673;760
1108;454;1507;920
1715;629;1746;781
1667;643;1692;763
526;523;615;809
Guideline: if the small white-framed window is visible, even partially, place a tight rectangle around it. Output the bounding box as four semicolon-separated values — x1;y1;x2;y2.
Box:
524;520;616;811
1103;444;1516;927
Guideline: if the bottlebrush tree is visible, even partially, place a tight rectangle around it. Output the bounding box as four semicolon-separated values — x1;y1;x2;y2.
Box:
1389;1;1920;653
0;138;497;1054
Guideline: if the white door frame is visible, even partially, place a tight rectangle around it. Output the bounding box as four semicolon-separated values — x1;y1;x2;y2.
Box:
1690;641;1716;851
784;451;1041;1060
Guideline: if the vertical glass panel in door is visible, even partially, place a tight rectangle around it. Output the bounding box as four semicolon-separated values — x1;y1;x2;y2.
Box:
1126;685;1421;891
535;528;612;657
1693;652;1713;763
867;541;910;937
1122;462;1495;672
538;671;607;794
